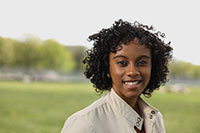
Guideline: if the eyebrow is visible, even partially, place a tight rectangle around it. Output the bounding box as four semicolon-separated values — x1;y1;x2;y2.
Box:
137;55;151;60
113;55;127;60
113;55;151;60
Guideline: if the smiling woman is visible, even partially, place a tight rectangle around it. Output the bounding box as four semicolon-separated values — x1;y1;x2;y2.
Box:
61;19;173;133
109;39;152;112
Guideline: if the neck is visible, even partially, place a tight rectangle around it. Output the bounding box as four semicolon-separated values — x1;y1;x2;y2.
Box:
128;97;141;114
111;88;141;115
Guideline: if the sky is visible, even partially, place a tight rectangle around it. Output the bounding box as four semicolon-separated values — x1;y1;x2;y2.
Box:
0;0;199;65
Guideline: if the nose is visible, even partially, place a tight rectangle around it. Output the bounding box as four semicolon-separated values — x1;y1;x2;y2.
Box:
126;64;139;77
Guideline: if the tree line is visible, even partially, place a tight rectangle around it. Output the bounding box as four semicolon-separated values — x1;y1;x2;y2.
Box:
0;35;79;72
0;35;200;79
169;59;200;80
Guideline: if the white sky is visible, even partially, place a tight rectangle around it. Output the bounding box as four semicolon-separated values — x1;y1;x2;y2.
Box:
0;0;199;65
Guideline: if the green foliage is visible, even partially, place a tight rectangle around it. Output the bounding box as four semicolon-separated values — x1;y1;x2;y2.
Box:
37;39;75;72
67;45;87;71
13;38;40;68
0;81;199;133
0;35;75;72
169;59;200;79
0;37;15;67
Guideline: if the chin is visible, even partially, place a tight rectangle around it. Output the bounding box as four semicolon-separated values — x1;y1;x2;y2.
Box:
125;91;141;99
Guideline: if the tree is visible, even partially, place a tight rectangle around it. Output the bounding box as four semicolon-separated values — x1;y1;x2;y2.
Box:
37;39;75;72
0;35;76;73
67;45;87;71
169;59;200;79
0;37;15;67
13;37;40;69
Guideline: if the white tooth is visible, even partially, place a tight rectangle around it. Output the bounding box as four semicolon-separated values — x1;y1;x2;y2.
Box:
125;81;138;85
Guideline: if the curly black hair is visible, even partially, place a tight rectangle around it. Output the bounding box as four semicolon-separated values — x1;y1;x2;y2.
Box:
83;19;173;97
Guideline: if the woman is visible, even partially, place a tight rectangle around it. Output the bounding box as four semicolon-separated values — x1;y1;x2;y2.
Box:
61;19;173;133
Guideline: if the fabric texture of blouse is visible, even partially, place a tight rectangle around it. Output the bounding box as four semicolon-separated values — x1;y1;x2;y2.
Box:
61;89;165;133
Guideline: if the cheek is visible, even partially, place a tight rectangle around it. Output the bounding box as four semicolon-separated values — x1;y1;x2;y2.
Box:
110;65;124;77
109;67;124;83
147;71;151;81
110;69;120;79
144;67;152;81
141;66;151;78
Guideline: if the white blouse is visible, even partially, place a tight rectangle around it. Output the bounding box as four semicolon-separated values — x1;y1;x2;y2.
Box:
61;89;165;133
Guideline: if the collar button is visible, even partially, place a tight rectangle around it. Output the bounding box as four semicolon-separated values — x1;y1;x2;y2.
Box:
136;122;140;127
150;115;153;119
151;110;155;114
137;117;141;122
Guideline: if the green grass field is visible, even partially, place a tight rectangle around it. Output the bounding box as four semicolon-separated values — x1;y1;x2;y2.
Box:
0;81;200;133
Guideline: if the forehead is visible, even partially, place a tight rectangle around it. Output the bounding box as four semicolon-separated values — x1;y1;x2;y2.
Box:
110;40;151;58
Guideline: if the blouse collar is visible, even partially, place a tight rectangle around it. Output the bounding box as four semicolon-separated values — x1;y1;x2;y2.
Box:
106;88;158;131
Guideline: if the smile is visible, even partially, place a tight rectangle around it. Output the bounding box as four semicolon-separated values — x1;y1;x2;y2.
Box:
123;80;141;86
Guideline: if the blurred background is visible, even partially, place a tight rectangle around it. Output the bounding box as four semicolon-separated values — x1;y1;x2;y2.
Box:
0;0;199;133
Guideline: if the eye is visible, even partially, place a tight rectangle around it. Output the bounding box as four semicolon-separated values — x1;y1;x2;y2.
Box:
137;60;148;66
117;60;127;67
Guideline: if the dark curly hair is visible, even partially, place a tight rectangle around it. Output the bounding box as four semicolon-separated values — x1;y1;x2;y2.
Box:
83;19;173;97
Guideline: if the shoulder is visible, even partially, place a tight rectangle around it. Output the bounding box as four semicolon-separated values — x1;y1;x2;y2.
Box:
61;95;110;133
155;111;164;125
154;111;166;133
61;112;94;133
138;98;165;132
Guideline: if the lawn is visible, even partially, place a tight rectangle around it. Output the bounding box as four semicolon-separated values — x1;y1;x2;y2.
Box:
0;81;199;133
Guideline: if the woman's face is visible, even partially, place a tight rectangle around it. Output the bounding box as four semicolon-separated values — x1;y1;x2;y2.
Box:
109;40;152;102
